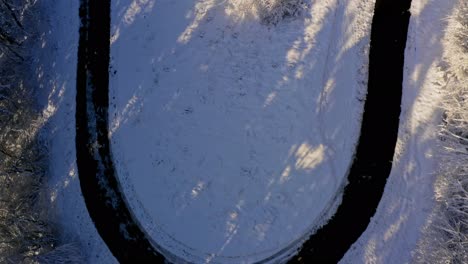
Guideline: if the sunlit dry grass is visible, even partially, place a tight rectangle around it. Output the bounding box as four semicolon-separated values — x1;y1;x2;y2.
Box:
415;1;468;263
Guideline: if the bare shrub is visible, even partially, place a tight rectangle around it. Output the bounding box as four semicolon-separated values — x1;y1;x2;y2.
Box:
226;0;309;25
256;0;308;25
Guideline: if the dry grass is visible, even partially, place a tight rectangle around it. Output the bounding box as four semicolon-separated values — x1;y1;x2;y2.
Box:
415;1;468;263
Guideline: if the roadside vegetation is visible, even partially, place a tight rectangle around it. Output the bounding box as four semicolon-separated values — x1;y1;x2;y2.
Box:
415;1;468;263
0;0;82;263
226;0;309;25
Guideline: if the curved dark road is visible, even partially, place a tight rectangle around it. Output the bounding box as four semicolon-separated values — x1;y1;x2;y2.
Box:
75;0;164;262
288;0;412;262
75;0;412;263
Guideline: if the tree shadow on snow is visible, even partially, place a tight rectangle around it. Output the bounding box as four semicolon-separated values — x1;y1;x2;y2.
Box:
104;0;385;263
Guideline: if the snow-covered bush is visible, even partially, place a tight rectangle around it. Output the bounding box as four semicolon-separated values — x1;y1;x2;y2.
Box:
0;1;83;263
415;1;467;263
226;0;309;25
255;0;308;25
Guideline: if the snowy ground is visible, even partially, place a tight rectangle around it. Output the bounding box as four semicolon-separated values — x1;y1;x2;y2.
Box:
109;0;373;262
33;1;116;263
34;0;455;263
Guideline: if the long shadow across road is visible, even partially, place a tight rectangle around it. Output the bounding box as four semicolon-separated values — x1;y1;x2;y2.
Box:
75;0;412;263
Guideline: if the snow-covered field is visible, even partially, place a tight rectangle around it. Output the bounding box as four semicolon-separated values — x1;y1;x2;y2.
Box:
109;0;372;262
29;0;463;263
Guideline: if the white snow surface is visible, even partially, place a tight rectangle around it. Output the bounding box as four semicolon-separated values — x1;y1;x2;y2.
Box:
341;0;457;263
109;0;374;262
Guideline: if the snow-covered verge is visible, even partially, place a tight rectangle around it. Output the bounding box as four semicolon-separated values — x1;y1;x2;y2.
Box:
0;0;83;262
341;0;465;263
109;0;374;262
414;0;468;262
28;0;116;263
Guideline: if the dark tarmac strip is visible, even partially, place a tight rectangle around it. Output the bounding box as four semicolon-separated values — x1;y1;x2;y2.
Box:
75;0;165;262
75;0;412;263
288;0;412;263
